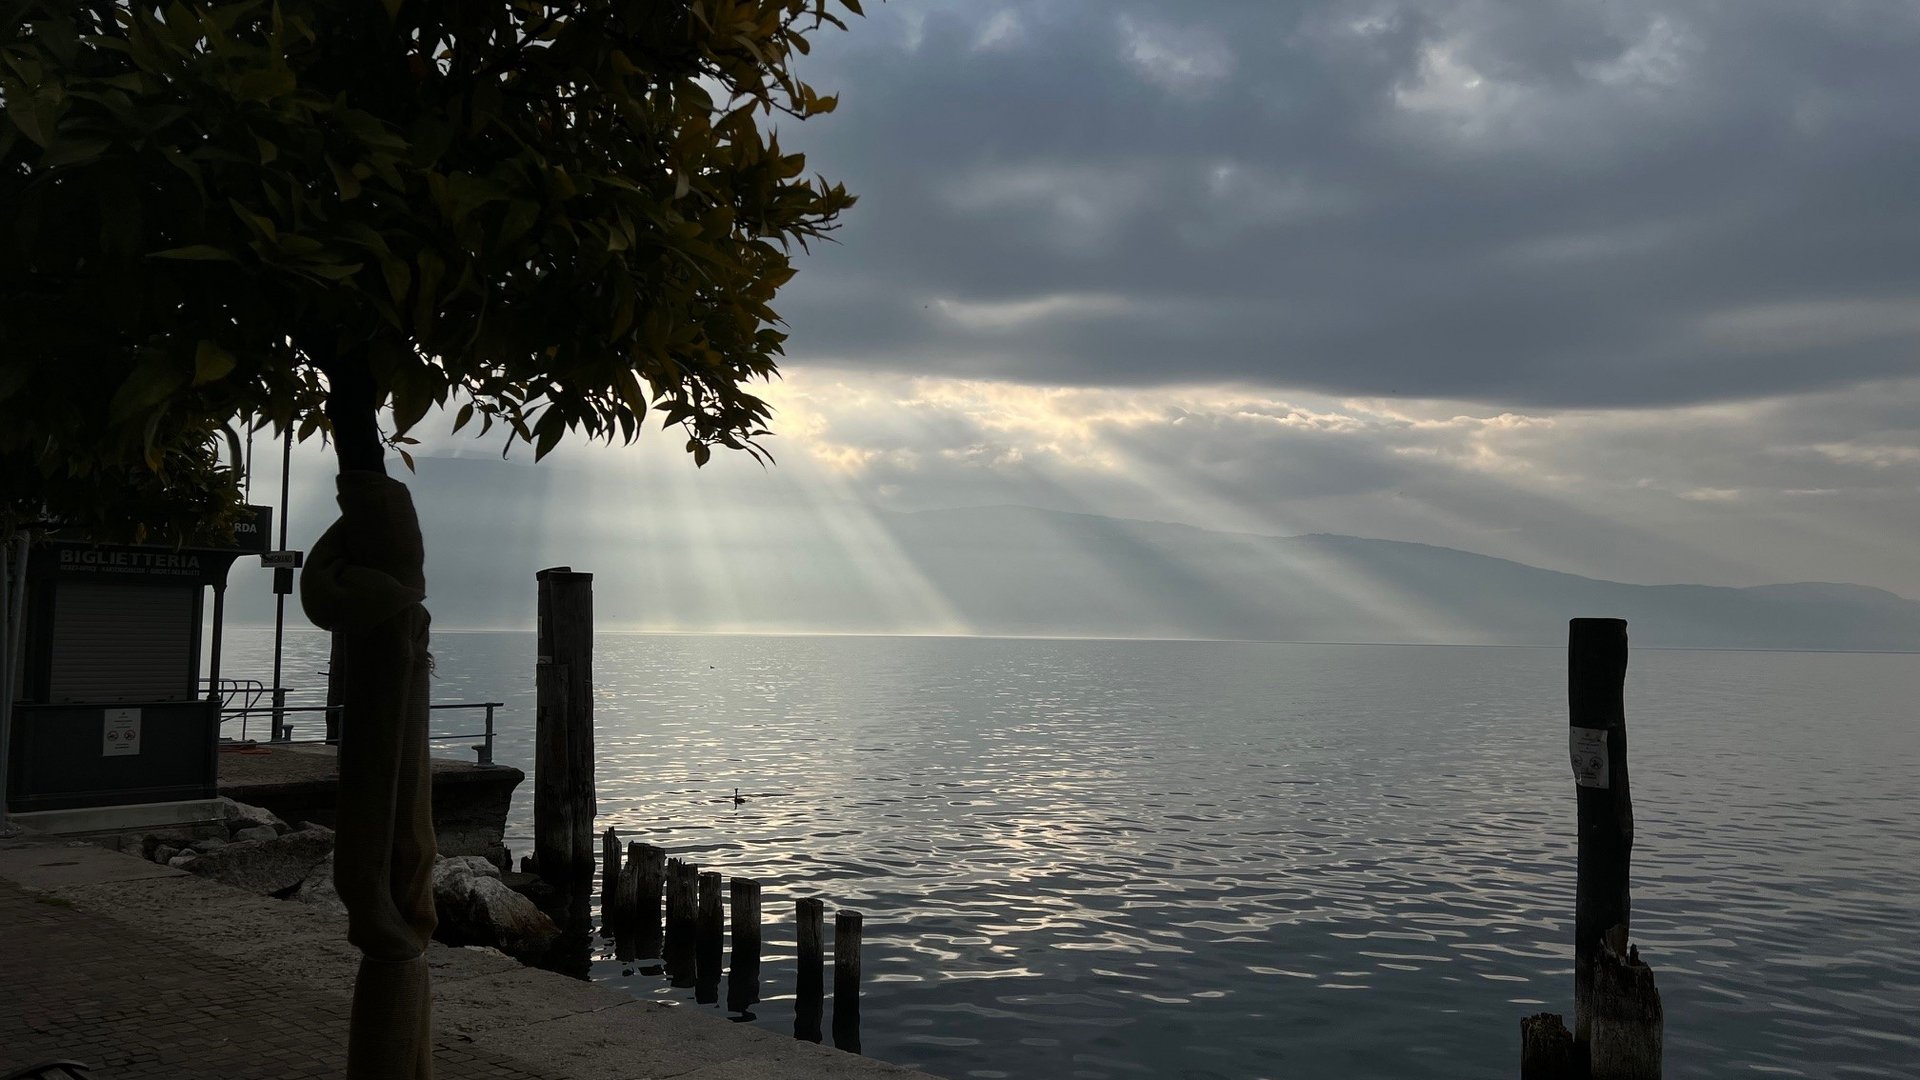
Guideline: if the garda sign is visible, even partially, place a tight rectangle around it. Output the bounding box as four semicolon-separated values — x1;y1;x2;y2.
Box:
226;505;274;554
103;708;142;757
261;551;304;569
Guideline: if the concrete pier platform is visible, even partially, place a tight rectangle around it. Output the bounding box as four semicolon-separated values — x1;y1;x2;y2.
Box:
218;743;522;863
0;834;935;1080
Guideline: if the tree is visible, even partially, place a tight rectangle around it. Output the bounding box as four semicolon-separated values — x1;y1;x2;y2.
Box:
2;1;859;1073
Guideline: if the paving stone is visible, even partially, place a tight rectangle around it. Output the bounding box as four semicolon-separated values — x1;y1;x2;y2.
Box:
0;876;553;1079
1;837;933;1080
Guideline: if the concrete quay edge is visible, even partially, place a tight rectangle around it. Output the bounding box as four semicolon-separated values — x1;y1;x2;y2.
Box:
0;832;938;1080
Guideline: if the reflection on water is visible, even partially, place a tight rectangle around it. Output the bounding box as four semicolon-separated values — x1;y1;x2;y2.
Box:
227;630;1920;1079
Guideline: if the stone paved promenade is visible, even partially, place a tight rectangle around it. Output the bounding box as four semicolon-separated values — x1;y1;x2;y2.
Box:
0;835;931;1080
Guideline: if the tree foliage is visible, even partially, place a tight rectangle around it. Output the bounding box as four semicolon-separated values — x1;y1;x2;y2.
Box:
1;0;859;540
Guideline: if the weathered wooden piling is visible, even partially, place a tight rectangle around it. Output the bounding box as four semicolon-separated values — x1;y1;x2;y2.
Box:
666;858;698;988
696;871;724;1004
600;827;621;925
1569;617;1633;1052
833;910;863;1053
613;854;640;962
533;567;596;886
1590;940;1663;1080
795;897;825;1043
727;878;763;1013
635;843;666;960
1521;1013;1576;1080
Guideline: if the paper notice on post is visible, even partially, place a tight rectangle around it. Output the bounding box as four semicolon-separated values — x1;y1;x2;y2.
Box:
103;708;141;757
1570;727;1609;788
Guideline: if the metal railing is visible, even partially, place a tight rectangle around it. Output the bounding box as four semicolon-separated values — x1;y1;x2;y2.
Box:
202;677;269;712
218;701;503;765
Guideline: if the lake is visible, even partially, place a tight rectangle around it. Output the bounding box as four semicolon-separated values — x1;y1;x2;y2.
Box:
225;629;1920;1079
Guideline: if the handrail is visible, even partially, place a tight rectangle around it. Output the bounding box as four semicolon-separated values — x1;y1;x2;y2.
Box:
201;677;269;711
219;700;503;765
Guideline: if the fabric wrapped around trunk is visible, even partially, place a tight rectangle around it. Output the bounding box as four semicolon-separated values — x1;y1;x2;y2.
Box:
301;472;437;1080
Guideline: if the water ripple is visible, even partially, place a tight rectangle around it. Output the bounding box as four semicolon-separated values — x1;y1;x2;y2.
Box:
225;630;1920;1080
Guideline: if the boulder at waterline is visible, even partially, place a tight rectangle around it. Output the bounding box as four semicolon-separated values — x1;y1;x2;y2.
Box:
432;855;559;964
289;852;348;916
212;797;288;835
184;826;334;895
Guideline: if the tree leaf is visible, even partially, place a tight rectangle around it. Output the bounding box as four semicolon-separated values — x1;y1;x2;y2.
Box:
326;155;363;200
193;340;236;385
110;359;187;423
391;380;432;436
149;245;237;262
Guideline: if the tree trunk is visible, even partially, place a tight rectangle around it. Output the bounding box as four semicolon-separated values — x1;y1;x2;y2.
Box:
299;341;437;1080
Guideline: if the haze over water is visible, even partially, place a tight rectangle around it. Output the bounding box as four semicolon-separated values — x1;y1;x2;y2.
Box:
229;629;1920;1079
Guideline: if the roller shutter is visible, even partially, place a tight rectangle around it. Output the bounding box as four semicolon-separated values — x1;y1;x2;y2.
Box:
47;581;196;703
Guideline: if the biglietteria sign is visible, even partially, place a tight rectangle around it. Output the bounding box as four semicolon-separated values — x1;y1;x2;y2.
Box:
58;548;205;577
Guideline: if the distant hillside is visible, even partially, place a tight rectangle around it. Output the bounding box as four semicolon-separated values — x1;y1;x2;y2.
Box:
869;505;1920;651
216;457;1920;650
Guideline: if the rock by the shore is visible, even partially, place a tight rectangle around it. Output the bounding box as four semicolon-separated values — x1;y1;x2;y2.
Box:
212;797;288;835
185;827;334;895
166;854;198;869
432;856;558;964
288;852;347;916
232;824;279;844
190;836;230;854
152;844;180;865
436;855;503;883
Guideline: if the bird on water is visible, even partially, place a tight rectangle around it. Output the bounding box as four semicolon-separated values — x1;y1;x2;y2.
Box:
732;788;747;806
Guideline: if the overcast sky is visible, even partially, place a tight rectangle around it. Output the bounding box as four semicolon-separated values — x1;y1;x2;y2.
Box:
252;1;1920;619
727;0;1918;595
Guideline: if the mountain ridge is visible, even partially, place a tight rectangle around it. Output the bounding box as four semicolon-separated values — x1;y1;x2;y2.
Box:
895;503;1919;603
213;457;1920;649
866;503;1920;650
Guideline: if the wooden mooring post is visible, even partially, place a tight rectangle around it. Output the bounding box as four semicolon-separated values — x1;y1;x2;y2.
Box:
600;827;621;925
613;846;640;962
1521;1013;1575;1080
533;567;595;886
585;839;867;1047
727;878;763;1013
833;910;863;1053
636;843;666;961
795;897;825;1043
696;871;724;1004
1591;939;1663;1079
1520;618;1662;1079
1570;617;1633;1052
666;858;698;988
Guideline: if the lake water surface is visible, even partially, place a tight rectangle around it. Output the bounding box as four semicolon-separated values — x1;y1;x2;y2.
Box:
227;630;1920;1079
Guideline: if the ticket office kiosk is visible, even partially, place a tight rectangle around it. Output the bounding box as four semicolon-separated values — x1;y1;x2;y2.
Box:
6;509;269;812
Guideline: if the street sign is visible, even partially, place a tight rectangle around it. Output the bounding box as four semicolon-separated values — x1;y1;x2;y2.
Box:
261;550;304;569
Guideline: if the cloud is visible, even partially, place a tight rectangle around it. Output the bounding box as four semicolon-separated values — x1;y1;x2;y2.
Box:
224;3;1920;629
755;368;1920;597
780;0;1920;407
1117;15;1236;97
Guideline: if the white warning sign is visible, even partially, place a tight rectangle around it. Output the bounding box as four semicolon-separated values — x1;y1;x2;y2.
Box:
1570;727;1609;788
103;708;142;757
